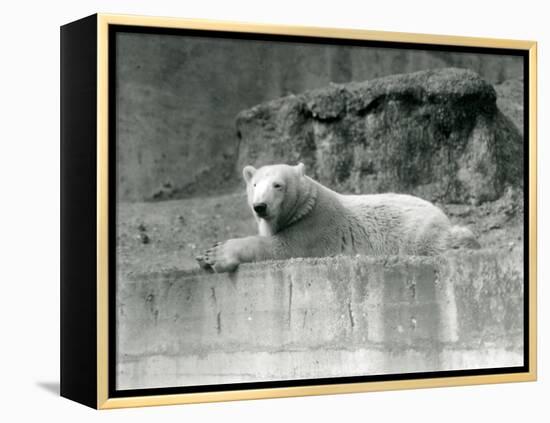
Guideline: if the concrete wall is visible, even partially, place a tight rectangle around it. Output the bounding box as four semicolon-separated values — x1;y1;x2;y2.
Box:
115;32;524;201
116;251;524;390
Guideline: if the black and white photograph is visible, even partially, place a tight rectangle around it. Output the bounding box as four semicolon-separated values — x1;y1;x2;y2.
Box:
2;0;550;420
5;0;550;418
112;27;528;392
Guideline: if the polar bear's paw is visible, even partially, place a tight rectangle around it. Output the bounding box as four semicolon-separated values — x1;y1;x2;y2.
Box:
195;253;214;273
196;240;240;273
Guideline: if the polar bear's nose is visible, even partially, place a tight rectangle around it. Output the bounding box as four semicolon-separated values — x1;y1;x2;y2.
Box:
253;202;268;216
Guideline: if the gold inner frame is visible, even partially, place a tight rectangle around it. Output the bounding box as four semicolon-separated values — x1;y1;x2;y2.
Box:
95;13;537;409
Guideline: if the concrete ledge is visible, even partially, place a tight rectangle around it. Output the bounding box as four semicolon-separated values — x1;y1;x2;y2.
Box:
116;251;524;389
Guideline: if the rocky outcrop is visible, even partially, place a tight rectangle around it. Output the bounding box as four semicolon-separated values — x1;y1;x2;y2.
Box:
236;68;523;205
495;78;524;136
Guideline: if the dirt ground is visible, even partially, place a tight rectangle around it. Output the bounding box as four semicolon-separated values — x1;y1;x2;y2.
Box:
116;186;524;277
117;190;253;276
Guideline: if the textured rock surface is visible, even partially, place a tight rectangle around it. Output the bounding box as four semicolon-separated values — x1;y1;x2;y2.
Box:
495;78;524;136
116;252;523;389
236;68;523;205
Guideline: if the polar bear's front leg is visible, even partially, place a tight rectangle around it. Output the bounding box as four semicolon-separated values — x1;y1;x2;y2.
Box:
196;236;280;273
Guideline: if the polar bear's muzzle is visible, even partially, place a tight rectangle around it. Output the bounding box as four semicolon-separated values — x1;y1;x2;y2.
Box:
253;202;268;218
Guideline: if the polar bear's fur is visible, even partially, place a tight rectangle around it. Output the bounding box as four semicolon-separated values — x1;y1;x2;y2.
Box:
197;163;479;273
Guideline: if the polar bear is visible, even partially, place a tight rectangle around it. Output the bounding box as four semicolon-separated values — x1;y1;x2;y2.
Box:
196;163;479;273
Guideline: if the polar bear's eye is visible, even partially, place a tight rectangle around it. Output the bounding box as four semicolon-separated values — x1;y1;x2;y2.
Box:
273;183;283;189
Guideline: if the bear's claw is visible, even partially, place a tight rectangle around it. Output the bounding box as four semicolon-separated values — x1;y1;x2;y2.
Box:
195;254;213;271
196;243;224;272
195;242;237;273
196;240;239;273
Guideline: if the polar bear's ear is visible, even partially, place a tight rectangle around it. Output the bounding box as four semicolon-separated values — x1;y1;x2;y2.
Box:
295;162;305;177
243;165;256;184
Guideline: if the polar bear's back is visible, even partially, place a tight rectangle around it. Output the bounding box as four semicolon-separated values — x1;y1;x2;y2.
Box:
339;192;453;255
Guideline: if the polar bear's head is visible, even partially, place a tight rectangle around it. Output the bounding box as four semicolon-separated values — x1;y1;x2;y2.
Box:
242;163;306;232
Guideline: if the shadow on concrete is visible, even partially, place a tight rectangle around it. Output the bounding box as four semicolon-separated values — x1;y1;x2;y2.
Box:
36;381;60;396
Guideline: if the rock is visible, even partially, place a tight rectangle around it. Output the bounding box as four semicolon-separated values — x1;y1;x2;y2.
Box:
495;78;524;136
236;68;523;204
139;233;150;244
